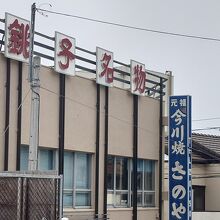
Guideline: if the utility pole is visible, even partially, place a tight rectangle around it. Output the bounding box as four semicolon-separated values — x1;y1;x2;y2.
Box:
28;3;40;171
28;56;41;170
29;3;36;82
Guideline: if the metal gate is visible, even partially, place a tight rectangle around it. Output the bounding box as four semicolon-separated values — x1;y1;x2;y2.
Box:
0;172;62;220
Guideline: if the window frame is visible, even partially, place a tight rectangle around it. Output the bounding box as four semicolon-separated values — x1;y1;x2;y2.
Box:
137;159;156;208
63;151;92;209
107;156;131;208
107;156;156;208
20;145;56;171
192;185;205;211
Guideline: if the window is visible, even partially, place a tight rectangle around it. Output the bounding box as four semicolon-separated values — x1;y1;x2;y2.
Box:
63;151;91;208
137;159;156;207
38;148;55;170
107;156;156;208
20;145;56;171
20;145;29;170
107;156;130;207
192;185;205;211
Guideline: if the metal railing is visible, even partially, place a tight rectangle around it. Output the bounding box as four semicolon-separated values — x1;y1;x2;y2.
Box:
0;18;168;99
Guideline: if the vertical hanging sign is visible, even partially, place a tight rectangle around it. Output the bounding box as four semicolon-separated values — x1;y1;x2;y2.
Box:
130;60;146;96
96;47;114;87
5;13;30;62
54;31;76;76
169;95;192;220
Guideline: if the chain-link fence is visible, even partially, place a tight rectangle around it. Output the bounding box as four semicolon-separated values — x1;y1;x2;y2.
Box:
0;172;62;220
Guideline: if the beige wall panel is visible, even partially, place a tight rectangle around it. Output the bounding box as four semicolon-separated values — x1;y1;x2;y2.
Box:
65;76;96;153
108;209;132;220
0;55;7;170
192;164;206;186
137;209;159;220
108;88;133;157
21;63;31;145
64;210;94;220
138;97;160;160
39;67;59;148
8;60;18;171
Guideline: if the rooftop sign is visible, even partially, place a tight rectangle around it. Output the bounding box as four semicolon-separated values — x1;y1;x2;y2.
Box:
4;13;152;97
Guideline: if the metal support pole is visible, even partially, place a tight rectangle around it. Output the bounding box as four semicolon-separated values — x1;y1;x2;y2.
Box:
4;58;10;171
159;78;163;220
59;175;64;219
95;84;100;219
103;87;109;217
28;56;41;171
132;95;138;220
16;62;23;171
58;73;65;218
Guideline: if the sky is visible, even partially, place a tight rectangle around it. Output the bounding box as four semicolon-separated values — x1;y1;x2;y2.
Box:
1;0;220;135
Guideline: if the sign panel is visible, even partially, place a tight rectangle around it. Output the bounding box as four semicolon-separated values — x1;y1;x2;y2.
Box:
169;95;192;220
96;47;114;87
130;60;146;96
54;31;76;76
5;13;30;62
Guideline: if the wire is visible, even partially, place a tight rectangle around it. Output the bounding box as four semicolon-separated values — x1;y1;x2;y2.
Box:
40;85;157;135
37;8;220;43
1;88;31;137
164;175;220;179
192;126;220;131
193;117;220;122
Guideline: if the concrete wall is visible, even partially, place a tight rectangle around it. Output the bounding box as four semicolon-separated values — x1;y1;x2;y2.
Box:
205;164;220;211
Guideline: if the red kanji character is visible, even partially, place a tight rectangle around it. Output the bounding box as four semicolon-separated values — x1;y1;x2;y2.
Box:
100;53;113;83
58;38;75;70
133;65;146;94
8;19;30;58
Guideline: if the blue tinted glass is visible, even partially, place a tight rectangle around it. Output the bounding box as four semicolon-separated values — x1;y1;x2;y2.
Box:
38;149;54;171
76;192;90;206
63;192;73;207
75;153;90;189
20;145;29;170
144;160;155;190
64;152;74;189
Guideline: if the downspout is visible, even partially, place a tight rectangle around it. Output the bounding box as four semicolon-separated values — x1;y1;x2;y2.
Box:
4;58;11;171
133;95;138;220
95;84;100;218
58;73;65;217
16;61;23;170
159;77;163;220
103;87;109;218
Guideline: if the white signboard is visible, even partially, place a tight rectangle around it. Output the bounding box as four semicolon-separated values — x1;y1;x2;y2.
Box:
54;31;76;76
130;60;146;96
96;47;114;87
5;13;30;62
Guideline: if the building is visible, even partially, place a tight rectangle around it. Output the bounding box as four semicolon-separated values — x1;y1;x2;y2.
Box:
164;133;220;220
0;14;172;220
